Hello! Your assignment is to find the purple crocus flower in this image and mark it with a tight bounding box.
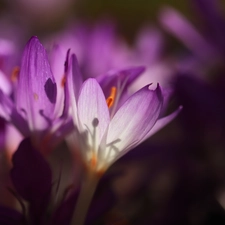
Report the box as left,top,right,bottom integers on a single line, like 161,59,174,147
0,36,72,154
67,57,182,173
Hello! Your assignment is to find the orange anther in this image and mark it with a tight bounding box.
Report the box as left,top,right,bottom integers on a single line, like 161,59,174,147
61,75,66,87
11,66,20,82
33,93,39,101
106,86,117,108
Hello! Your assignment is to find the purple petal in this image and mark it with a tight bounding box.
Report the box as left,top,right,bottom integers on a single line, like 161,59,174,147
0,117,6,150
160,87,174,116
0,90,29,136
67,54,83,124
159,7,217,61
0,70,12,95
106,84,163,161
49,44,67,117
191,0,225,51
143,106,183,140
98,66,145,114
78,78,110,145
10,138,52,221
98,66,145,96
16,36,57,132
135,27,163,64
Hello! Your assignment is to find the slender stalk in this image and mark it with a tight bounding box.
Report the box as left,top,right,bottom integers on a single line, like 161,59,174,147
70,171,100,225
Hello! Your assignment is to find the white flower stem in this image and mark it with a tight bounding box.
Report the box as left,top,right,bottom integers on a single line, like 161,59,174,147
70,171,100,225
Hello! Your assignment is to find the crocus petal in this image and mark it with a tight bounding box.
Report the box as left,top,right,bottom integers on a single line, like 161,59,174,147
142,106,183,140
0,90,29,136
97,66,145,115
16,36,57,132
97,66,145,93
0,117,5,150
106,84,163,162
77,78,110,149
67,54,83,124
192,0,225,50
48,44,66,117
159,7,217,61
0,70,12,95
11,138,52,221
135,27,163,64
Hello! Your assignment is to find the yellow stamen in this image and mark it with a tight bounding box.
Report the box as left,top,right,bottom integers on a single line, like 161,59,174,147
11,66,20,82
106,86,117,108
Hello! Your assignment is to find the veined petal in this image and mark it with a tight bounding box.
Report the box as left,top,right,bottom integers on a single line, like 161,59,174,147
77,78,110,151
106,84,163,162
16,36,57,132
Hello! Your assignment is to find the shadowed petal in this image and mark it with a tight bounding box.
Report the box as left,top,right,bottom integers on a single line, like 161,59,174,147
10,138,52,222
143,106,182,140
97,66,145,93
0,117,5,150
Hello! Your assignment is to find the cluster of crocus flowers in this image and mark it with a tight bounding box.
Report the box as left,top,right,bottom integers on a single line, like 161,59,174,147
0,35,181,225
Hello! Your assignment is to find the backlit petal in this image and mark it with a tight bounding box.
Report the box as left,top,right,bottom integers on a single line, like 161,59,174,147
16,36,57,132
77,78,110,149
106,84,163,163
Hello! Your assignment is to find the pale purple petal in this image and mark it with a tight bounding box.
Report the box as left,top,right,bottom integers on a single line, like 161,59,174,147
16,36,57,132
106,84,163,161
77,78,110,146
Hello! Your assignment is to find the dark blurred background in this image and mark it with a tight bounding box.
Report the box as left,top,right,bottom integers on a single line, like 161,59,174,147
0,0,201,39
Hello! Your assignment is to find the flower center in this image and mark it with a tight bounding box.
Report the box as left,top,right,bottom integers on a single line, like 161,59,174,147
106,86,117,108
